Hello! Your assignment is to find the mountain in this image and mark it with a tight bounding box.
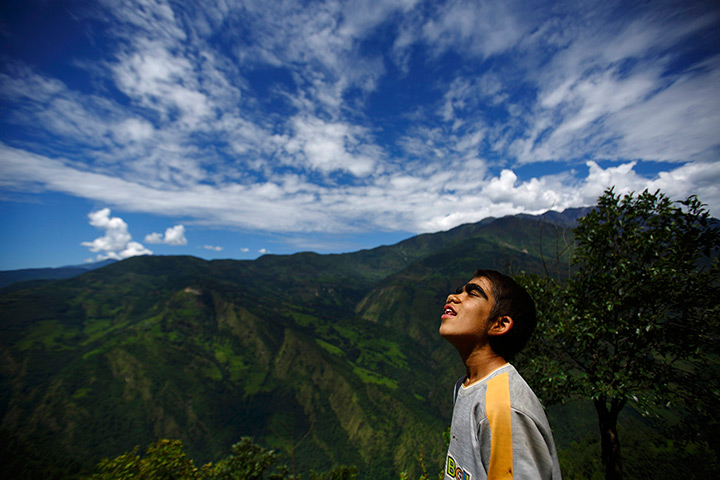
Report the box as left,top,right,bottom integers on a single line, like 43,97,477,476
0,259,117,289
0,210,579,479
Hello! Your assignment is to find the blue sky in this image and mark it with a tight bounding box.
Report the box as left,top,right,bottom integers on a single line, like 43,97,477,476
1,0,719,269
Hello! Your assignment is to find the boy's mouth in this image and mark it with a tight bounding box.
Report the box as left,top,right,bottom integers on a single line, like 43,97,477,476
443,304,456,316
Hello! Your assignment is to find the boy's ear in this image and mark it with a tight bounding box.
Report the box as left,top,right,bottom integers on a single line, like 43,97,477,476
488,315,513,336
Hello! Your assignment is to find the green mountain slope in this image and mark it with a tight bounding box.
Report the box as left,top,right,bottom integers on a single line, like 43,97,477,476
0,212,575,479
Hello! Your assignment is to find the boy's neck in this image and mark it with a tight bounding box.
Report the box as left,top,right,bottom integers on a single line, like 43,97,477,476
462,347,508,386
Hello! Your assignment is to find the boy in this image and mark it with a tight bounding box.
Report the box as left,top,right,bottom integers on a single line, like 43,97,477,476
440,269,561,480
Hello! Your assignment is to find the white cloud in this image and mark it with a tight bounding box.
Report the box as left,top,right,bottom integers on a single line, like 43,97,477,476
202,245,223,251
646,161,720,208
511,6,720,165
111,40,212,128
610,59,720,163
421,0,527,59
218,0,397,116
2,143,718,237
81,208,152,261
258,248,268,254
114,118,156,143
144,232,162,243
145,224,187,245
284,115,378,176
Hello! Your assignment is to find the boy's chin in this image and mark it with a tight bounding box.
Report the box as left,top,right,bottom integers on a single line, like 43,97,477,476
438,329,466,344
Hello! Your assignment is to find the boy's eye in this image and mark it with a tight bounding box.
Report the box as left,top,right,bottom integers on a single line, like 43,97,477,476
455,286,463,294
468,289,484,298
465,284,487,299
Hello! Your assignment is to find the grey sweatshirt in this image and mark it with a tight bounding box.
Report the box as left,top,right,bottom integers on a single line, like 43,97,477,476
444,363,562,480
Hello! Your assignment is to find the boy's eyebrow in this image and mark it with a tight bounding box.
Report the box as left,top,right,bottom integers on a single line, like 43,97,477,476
456,282,489,300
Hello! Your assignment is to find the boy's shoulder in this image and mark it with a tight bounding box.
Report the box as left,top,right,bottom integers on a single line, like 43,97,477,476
455,364,545,416
454,364,514,401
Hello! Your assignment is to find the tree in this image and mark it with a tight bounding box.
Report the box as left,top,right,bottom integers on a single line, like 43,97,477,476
86,439,199,479
201,437,290,480
85,437,290,480
307,465,358,480
519,189,720,480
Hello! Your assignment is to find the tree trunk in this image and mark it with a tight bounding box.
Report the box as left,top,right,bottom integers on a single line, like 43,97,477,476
594,396,625,480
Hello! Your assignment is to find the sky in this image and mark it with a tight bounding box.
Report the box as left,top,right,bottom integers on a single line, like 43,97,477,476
1,0,719,270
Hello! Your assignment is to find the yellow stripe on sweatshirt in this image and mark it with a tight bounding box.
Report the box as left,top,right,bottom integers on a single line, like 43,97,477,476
486,372,513,479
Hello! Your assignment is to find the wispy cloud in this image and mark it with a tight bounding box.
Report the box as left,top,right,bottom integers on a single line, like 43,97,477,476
509,5,720,165
284,115,379,176
420,0,528,59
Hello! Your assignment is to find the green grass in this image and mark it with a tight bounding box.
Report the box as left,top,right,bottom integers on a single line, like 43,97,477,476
72,387,92,400
213,341,249,381
352,365,398,389
356,338,408,371
291,311,320,327
15,319,79,351
316,338,344,357
243,369,269,396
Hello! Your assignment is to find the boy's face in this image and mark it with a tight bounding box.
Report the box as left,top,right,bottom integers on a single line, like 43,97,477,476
439,276,496,342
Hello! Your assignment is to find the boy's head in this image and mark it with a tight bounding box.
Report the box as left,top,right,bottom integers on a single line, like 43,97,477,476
475,269,537,361
440,269,537,361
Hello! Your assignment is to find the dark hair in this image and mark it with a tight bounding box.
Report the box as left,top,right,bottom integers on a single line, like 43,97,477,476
474,269,537,361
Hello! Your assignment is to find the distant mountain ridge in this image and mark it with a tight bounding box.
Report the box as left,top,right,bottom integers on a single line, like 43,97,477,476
0,209,581,480
0,259,117,289
0,208,588,290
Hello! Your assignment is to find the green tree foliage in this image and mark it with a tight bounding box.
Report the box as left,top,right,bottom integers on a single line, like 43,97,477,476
203,437,289,480
398,452,429,480
307,465,359,480
84,437,361,480
86,439,199,479
557,416,718,480
0,429,83,480
519,189,720,480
